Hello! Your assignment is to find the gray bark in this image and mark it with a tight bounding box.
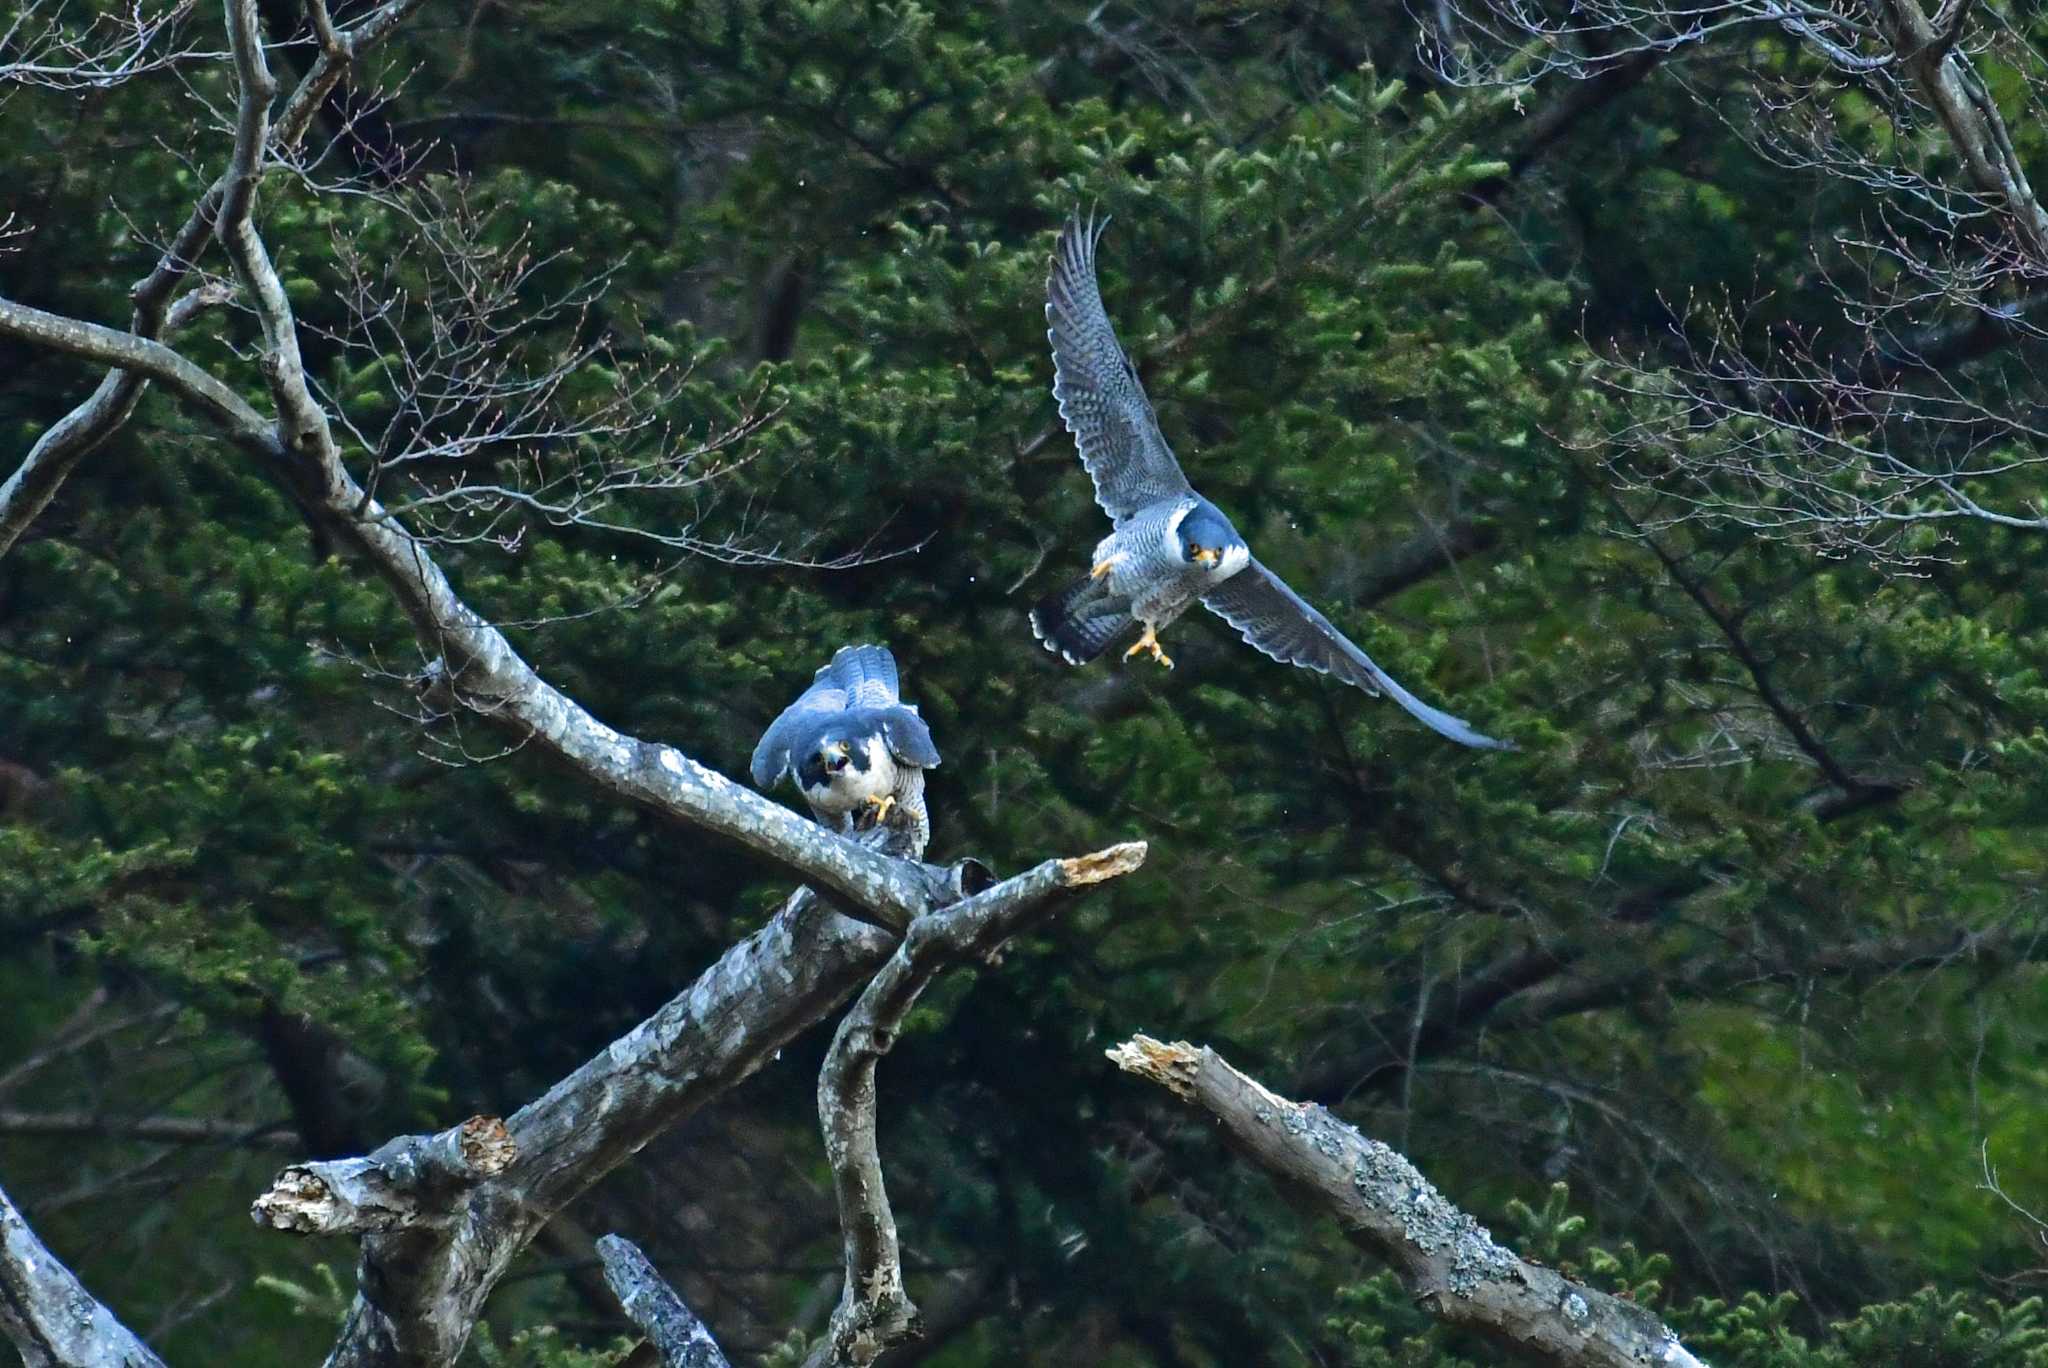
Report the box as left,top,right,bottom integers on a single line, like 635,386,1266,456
1876,0,2048,267
0,1180,166,1368
595,1235,733,1368
810,843,1149,1367
269,885,889,1367
1109,1036,1708,1368
252,1117,518,1236
248,848,1141,1368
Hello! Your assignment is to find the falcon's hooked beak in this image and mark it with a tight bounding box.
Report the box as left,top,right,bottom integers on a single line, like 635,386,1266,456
1192,546,1221,566
820,740,851,773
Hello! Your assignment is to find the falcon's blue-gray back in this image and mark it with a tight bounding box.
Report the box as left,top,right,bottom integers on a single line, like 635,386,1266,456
749,644,938,788
750,644,942,856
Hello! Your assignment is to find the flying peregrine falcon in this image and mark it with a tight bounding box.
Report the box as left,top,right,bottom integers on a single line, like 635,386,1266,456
1028,213,1511,751
750,644,942,857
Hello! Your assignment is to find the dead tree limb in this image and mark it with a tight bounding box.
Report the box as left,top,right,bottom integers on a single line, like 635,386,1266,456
249,846,1143,1367
3,7,1155,1364
252,884,889,1367
1110,1036,1706,1368
0,1178,167,1368
811,843,1149,1367
595,1235,733,1368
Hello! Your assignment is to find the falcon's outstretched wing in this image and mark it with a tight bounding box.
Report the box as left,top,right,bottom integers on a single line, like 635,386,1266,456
1047,212,1195,523
1201,563,1512,751
750,644,918,786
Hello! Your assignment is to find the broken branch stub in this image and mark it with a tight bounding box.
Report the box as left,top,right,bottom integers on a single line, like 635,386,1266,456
251,1116,515,1236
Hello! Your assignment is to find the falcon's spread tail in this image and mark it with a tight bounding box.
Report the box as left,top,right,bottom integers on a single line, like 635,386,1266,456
819,642,900,707
1030,572,1134,665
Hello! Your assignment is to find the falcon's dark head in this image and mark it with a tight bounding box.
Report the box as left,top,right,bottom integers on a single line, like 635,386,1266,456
1178,499,1248,574
796,733,870,791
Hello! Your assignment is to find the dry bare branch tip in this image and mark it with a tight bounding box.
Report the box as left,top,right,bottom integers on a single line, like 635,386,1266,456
1058,839,1149,885
810,843,1149,1366
1104,1033,1202,1100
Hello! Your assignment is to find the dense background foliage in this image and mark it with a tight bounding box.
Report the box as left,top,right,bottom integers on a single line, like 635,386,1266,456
3,1,2046,1363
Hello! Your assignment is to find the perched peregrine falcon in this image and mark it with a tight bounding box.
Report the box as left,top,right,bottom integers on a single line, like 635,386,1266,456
1028,213,1511,751
750,644,942,857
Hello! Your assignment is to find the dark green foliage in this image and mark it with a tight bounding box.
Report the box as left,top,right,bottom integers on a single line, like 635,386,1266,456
3,1,2047,1364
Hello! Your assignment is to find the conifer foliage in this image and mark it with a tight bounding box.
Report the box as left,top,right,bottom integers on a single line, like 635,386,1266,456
2,1,2046,1365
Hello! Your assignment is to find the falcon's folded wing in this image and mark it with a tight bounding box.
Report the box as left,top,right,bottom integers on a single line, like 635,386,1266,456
750,644,906,786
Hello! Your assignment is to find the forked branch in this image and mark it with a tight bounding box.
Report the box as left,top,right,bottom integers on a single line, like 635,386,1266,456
0,0,427,561
811,844,1148,1367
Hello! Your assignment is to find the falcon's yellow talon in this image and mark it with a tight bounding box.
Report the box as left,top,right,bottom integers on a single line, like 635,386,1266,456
1091,554,1124,580
1123,626,1174,669
864,794,897,826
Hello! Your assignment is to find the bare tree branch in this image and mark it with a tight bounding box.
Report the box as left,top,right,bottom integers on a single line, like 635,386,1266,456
247,843,1142,1366
810,843,1149,1367
0,1109,296,1149
0,3,944,927
0,298,964,934
0,0,208,94
257,885,887,1367
6,12,1156,1367
0,0,426,561
1490,919,2045,1031
595,1235,733,1368
0,1178,167,1368
0,296,277,453
1109,1036,1706,1368
1875,0,2048,263
1447,0,2048,559
1300,913,2039,1104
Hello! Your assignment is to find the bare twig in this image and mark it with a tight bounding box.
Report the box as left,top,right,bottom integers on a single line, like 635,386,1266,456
0,0,208,94
1447,0,2048,561
0,1109,297,1149
0,0,428,560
